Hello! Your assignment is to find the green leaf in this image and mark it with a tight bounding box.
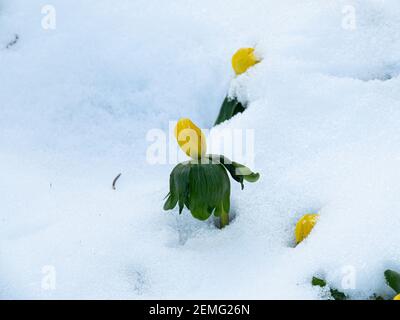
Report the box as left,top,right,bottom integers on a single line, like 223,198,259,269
312,277,327,288
163,162,190,213
163,193,178,211
207,155,260,189
311,276,347,300
214,188,230,218
385,269,400,294
176,164,191,213
165,161,232,222
188,163,230,221
223,189,230,216
163,167,178,210
214,96,246,126
234,163,260,184
370,294,385,300
330,289,347,301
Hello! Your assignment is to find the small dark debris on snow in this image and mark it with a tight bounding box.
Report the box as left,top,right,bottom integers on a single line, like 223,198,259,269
6,34,19,49
112,173,122,190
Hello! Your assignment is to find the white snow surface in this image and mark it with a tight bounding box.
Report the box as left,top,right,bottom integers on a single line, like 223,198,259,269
1,0,400,299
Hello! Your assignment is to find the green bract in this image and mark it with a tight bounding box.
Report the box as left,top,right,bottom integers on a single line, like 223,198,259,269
164,155,259,228
214,96,246,126
164,161,230,221
311,276,347,300
209,155,260,189
385,269,400,294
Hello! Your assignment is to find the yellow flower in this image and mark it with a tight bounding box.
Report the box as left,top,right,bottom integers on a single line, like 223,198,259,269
394,294,400,300
232,48,260,75
175,118,207,159
295,214,319,244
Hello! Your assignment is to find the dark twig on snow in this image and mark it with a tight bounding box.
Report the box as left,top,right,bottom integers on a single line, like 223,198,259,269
112,173,122,190
6,34,19,49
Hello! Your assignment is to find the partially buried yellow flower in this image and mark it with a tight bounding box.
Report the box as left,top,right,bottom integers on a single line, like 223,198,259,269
394,294,400,300
295,214,319,244
175,118,207,160
232,48,260,75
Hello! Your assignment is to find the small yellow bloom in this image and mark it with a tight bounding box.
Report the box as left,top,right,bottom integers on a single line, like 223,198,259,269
232,48,260,75
295,214,319,244
175,118,207,159
394,294,400,300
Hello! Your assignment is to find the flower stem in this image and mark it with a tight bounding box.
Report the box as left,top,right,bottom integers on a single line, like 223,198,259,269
220,210,229,229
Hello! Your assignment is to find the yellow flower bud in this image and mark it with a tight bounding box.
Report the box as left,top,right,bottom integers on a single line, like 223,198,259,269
394,294,400,300
295,214,319,244
232,48,260,75
175,118,207,159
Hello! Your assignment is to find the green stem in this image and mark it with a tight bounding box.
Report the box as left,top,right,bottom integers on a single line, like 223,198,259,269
220,210,229,229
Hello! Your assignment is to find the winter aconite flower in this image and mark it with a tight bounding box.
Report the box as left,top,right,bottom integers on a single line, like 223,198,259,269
175,118,207,159
295,214,319,244
164,118,259,228
214,48,261,126
394,294,400,300
232,47,260,76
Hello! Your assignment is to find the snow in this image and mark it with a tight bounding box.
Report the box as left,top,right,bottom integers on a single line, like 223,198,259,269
1,0,400,299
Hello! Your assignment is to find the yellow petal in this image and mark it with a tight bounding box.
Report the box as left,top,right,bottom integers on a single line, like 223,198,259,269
175,118,207,159
295,214,319,244
394,294,400,300
232,48,260,75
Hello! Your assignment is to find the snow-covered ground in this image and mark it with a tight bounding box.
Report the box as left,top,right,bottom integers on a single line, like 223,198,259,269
1,0,400,299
